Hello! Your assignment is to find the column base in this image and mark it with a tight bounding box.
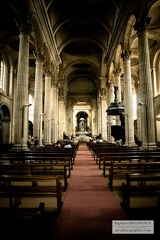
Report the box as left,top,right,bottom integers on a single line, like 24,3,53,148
123,142,138,148
10,144,30,152
139,143,158,151
37,144,45,148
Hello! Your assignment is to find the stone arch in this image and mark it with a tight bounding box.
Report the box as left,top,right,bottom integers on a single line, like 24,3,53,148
123,15,136,49
63,57,100,76
155,103,160,143
0,103,11,144
108,61,114,83
114,44,123,68
0,50,14,95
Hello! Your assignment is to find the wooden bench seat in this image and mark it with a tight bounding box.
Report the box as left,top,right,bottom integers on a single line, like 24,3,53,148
0,201,45,220
108,161,160,190
0,155,72,177
95,147,142,163
25,148,77,165
101,153,160,171
100,153,141,169
88,143,139,160
122,173,160,210
0,202,47,238
27,152,75,167
0,162,68,191
0,174,62,214
95,147,139,162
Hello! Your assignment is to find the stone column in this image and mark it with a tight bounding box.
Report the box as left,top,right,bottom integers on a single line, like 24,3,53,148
97,101,101,137
106,80,115,143
33,52,44,146
91,106,97,137
56,87,59,140
66,104,73,137
9,67,14,98
58,86,66,140
99,77,107,140
51,82,58,143
152,68,157,97
43,70,52,145
135,81,141,143
134,16,157,150
12,22,31,151
121,50,136,147
11,71,17,144
112,68,122,102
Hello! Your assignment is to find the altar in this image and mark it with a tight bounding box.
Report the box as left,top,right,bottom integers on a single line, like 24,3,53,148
76,131,89,136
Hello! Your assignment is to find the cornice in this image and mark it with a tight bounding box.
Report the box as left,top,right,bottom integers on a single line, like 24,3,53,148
104,0,134,67
32,0,61,67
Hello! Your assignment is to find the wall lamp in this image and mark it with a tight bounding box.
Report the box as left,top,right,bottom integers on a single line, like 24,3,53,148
138,102,145,106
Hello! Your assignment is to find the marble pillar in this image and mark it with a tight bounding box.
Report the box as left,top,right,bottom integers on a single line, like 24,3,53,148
99,77,107,140
44,70,52,145
107,81,115,143
11,22,31,151
121,50,136,146
58,86,66,140
134,16,157,150
51,83,58,143
33,52,44,146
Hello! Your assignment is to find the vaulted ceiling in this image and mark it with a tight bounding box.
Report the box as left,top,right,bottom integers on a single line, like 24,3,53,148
0,0,159,105
42,0,133,102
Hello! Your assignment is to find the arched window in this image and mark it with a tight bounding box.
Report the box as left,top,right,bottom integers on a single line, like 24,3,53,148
0,60,5,90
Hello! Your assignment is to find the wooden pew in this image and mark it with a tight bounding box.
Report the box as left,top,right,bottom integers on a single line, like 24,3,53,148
7,146,77,167
87,141,114,151
97,149,142,168
89,143,160,165
88,142,138,161
0,202,45,238
0,162,68,191
0,174,62,214
101,152,160,170
108,161,160,190
0,155,72,177
27,147,77,165
122,173,160,210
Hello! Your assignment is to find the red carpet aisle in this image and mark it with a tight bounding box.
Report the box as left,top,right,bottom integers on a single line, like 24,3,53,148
55,144,144,240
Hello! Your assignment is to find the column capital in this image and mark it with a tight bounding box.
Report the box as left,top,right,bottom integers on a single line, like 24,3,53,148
59,87,64,97
107,79,114,88
133,16,151,33
52,82,58,88
121,50,132,61
113,68,122,76
15,20,32,35
44,69,52,77
33,51,44,61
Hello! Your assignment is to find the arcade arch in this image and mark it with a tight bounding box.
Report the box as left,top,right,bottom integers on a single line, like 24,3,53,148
73,101,92,137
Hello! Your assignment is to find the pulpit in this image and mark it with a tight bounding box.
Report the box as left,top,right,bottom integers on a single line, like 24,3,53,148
110,125,125,143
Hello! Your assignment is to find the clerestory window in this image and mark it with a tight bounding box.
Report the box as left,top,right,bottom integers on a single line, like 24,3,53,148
0,60,5,90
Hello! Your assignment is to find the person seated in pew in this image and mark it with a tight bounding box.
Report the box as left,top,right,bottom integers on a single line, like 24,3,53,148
55,140,61,148
116,139,123,146
34,136,39,147
64,143,72,148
